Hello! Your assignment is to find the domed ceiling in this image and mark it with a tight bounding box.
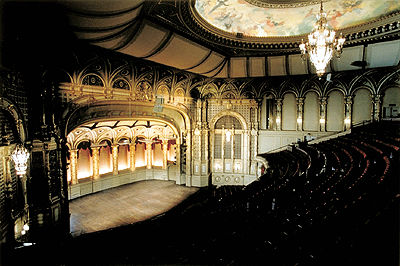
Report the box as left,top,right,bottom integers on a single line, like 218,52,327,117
195,0,400,37
57,0,400,78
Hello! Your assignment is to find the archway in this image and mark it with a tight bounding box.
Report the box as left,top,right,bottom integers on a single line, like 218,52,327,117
66,119,180,198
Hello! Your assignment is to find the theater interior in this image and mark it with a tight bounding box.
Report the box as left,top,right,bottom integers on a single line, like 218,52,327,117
0,0,399,265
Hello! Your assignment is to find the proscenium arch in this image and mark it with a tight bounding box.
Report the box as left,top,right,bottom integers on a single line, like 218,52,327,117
68,117,180,143
63,100,190,141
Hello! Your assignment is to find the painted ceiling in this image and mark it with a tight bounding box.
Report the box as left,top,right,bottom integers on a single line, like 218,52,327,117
195,0,400,37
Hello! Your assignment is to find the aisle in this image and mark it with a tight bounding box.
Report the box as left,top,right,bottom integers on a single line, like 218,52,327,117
69,180,199,236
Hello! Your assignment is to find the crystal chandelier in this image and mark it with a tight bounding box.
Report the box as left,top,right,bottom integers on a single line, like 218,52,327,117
11,144,30,176
299,1,345,77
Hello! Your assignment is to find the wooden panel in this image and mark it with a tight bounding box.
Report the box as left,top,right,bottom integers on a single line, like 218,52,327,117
288,54,308,75
230,57,247,78
268,56,286,76
249,57,265,77
332,46,363,71
366,40,400,68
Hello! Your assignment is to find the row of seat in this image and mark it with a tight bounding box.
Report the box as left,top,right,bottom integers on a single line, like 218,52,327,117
17,122,398,266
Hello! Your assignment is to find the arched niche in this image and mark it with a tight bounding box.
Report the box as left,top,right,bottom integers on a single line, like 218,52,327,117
327,90,344,132
353,88,373,125
260,94,275,130
99,140,112,175
77,141,92,179
282,92,296,131
382,86,400,118
303,91,319,131
117,138,130,170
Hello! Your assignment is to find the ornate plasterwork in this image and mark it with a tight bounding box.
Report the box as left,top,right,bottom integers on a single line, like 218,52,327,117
243,0,323,8
67,120,176,150
144,0,400,57
195,0,400,37
56,47,400,105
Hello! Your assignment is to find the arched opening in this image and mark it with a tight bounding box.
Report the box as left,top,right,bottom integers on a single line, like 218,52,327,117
76,141,92,180
353,88,373,125
117,138,130,171
327,90,345,131
212,114,245,185
382,86,400,119
66,119,180,198
99,140,112,175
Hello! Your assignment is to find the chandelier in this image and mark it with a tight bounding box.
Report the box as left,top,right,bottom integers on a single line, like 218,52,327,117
299,1,345,77
11,144,30,176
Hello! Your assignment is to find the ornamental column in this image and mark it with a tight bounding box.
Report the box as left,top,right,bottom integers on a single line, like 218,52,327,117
162,140,168,170
146,142,152,169
112,144,119,175
91,147,100,180
344,95,353,130
275,98,282,131
70,149,78,184
130,142,136,172
175,140,181,183
319,96,327,132
296,97,304,131
372,94,382,122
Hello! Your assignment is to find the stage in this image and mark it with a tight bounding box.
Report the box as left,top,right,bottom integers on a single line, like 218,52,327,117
69,180,199,236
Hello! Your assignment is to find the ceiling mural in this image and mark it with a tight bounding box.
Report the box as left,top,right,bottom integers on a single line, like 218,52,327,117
195,0,400,37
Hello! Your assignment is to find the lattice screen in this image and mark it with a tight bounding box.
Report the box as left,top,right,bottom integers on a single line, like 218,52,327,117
214,134,222,159
234,134,241,159
215,116,242,129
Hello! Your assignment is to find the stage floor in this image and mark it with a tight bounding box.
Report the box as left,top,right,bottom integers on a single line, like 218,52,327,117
69,180,199,236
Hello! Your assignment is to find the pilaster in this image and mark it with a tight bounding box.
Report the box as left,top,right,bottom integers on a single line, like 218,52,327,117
372,94,382,122
319,96,327,132
69,149,78,185
145,143,152,169
162,140,168,170
91,147,100,179
296,97,304,131
112,144,119,175
130,143,136,172
275,98,282,131
344,95,353,130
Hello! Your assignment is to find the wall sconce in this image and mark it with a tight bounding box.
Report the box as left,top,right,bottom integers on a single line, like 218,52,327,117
276,117,281,124
11,144,30,176
194,128,200,136
319,118,325,124
297,117,302,124
344,117,351,125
